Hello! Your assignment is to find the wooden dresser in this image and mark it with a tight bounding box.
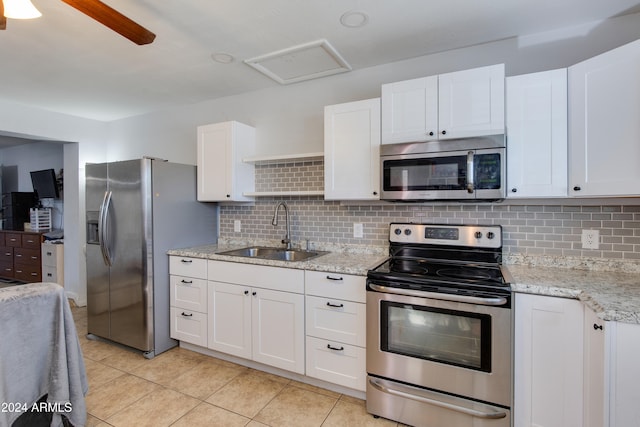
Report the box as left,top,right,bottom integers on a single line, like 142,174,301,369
0,231,44,282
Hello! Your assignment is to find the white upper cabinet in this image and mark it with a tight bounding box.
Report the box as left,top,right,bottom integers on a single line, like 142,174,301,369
506,69,568,198
569,39,640,197
382,64,505,144
438,64,505,139
324,98,381,200
197,121,255,202
381,76,438,144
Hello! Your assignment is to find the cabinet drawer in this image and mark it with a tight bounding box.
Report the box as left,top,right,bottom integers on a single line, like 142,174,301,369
305,295,366,347
14,263,41,282
0,246,13,262
22,233,42,249
209,260,304,294
14,248,40,265
169,256,207,279
5,233,22,247
41,244,60,267
170,307,207,347
170,275,207,312
42,265,60,283
0,263,14,278
305,271,366,303
305,336,366,391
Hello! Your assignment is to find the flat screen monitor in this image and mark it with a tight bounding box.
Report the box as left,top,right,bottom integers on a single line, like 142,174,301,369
30,169,60,199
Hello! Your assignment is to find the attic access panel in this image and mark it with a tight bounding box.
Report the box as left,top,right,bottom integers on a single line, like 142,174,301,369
244,39,351,84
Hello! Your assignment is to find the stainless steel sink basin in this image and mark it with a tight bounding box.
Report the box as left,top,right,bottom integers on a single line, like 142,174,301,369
216,246,327,262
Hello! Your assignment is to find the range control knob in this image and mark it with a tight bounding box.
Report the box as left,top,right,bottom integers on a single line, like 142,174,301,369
404,229,412,236
474,231,483,239
487,232,495,239
394,228,402,235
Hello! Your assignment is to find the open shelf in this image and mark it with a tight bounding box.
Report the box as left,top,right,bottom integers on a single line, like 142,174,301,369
243,152,324,164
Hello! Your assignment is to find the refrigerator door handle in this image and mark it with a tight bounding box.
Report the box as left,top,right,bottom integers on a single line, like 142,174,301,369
99,190,113,266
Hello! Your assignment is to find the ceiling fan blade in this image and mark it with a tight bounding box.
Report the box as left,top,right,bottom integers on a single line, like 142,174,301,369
0,1,6,30
60,0,155,45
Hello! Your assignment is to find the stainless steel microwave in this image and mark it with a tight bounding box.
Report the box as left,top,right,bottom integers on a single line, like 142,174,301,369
380,135,506,202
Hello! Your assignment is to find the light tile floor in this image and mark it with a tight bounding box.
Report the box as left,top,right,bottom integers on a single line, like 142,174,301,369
71,305,402,426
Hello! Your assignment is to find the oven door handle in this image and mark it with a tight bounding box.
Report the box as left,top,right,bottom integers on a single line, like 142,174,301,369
368,283,507,306
369,378,507,420
466,150,475,193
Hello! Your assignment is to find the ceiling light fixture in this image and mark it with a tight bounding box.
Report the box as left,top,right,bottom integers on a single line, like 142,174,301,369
340,10,369,28
3,0,42,19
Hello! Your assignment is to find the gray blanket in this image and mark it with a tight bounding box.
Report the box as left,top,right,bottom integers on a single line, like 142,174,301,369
0,282,88,427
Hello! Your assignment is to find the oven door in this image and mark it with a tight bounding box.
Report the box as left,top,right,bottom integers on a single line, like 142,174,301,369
366,284,512,408
380,147,505,201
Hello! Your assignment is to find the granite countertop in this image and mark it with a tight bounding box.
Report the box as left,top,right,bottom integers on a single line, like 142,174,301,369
168,242,388,276
506,264,640,324
168,242,640,325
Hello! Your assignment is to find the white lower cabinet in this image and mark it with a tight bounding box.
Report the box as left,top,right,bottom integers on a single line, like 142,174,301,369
304,271,367,391
514,293,584,427
207,260,305,374
608,321,640,427
583,305,607,427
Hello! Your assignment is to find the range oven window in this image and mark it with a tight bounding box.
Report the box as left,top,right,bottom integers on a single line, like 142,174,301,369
380,301,492,372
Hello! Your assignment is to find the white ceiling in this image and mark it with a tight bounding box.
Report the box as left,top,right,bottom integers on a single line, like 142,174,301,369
1,0,639,122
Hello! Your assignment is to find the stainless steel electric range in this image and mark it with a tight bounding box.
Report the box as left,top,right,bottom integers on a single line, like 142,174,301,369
366,223,513,427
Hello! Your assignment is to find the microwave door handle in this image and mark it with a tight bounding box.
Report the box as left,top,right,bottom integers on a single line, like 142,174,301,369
466,151,474,193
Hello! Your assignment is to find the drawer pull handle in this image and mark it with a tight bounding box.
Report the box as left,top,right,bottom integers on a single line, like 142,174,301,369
47,273,53,277
46,252,53,256
327,344,344,351
326,275,343,281
181,259,193,263
593,323,603,331
31,256,38,260
181,312,193,317
326,302,344,308
181,279,193,284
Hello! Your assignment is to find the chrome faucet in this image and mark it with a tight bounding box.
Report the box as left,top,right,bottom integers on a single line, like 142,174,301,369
271,201,291,250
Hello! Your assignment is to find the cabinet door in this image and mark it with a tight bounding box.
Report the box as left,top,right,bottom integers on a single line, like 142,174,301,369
514,294,584,427
207,281,252,359
609,321,640,427
324,98,380,200
196,121,255,201
506,69,568,197
569,39,640,197
381,75,438,144
583,306,608,427
252,287,305,374
438,64,505,139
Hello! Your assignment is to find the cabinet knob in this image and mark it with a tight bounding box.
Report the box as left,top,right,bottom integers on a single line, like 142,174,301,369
441,130,447,135
593,323,603,331
511,188,517,193
373,191,378,196
252,291,257,296
244,290,249,295
428,131,434,136
226,194,231,198
573,186,581,191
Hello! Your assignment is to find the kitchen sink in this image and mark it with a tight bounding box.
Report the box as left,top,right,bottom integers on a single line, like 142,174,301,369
216,246,327,262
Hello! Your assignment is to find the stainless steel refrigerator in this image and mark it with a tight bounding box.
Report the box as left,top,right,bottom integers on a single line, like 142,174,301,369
85,158,218,357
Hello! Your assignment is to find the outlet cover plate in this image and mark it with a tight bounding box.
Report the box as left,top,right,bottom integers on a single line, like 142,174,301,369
581,229,599,250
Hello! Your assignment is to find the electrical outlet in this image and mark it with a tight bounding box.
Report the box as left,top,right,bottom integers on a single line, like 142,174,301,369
353,223,364,238
234,220,241,233
581,229,599,250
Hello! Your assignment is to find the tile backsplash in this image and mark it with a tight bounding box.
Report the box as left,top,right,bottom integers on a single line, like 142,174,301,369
219,159,640,265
